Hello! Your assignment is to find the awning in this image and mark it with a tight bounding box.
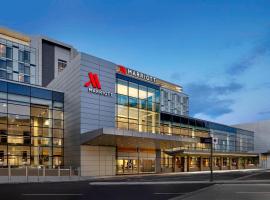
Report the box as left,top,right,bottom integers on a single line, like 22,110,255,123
80,128,197,149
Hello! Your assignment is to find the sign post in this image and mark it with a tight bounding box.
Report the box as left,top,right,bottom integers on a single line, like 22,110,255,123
200,137,213,182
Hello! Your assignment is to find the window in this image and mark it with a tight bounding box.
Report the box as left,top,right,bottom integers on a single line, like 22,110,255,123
0,70,6,79
6,47,12,59
19,63,24,73
0,60,6,69
0,44,6,58
58,59,67,72
24,75,30,84
18,50,24,62
24,66,30,75
117,80,128,95
24,51,30,63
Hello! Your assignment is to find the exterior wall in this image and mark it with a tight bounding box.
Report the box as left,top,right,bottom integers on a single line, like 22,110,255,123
54,46,72,78
234,120,270,154
47,54,81,168
81,145,116,176
80,53,116,133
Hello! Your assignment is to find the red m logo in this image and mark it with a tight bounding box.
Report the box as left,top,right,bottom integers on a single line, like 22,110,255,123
84,72,101,89
118,65,127,75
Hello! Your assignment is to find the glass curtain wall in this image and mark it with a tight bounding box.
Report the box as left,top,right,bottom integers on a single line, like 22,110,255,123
0,37,37,85
116,77,160,134
0,81,63,168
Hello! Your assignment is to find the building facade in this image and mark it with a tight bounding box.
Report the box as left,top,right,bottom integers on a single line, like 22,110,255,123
0,27,259,175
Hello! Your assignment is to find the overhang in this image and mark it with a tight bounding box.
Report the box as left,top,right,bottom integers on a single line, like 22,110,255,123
164,149,259,157
80,128,197,149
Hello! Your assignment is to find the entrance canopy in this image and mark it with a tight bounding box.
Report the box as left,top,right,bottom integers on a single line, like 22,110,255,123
80,128,197,149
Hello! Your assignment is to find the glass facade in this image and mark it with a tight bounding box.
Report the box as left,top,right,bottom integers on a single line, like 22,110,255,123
160,88,189,116
116,75,160,133
0,80,64,168
0,37,37,85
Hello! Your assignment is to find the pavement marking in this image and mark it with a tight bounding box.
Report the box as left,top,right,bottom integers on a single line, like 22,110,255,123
89,181,212,185
236,192,270,194
154,192,186,195
22,193,83,196
234,169,268,181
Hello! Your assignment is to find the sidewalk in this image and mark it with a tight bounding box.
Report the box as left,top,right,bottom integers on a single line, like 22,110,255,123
0,168,264,184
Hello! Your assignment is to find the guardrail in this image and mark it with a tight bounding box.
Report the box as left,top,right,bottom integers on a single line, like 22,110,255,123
0,166,81,183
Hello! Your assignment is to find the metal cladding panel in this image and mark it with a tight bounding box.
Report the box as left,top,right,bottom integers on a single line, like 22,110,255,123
80,53,116,134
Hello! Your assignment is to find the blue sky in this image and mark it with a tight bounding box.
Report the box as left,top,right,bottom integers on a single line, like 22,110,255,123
1,0,270,125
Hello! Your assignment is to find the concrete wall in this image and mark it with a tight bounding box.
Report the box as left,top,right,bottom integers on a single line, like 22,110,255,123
81,145,116,176
234,120,270,154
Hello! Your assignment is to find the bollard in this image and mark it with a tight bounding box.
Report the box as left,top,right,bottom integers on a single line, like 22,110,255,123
37,166,39,182
26,166,28,182
8,164,11,182
58,166,60,176
43,166,45,177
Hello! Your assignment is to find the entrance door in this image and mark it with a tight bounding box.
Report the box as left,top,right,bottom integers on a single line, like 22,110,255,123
117,159,138,174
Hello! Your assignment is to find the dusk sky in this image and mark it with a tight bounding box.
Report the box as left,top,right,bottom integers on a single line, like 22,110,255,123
2,0,270,125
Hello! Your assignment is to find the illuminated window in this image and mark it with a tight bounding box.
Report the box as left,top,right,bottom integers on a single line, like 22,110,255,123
117,80,128,95
0,44,6,58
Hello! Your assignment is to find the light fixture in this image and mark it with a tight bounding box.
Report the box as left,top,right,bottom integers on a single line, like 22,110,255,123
44,119,49,126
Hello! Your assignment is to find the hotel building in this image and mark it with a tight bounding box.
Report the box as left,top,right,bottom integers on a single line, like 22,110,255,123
0,27,258,176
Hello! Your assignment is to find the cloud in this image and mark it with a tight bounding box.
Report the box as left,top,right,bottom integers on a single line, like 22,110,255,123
258,110,270,115
226,38,270,76
185,82,243,118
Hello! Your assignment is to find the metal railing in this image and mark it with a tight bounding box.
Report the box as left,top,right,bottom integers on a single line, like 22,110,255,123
0,165,81,183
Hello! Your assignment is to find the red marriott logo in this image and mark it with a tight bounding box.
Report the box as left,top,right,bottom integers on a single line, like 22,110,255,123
84,72,101,89
84,72,113,97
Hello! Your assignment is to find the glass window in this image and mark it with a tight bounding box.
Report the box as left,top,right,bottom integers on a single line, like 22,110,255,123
147,88,155,102
0,60,6,69
8,82,30,96
53,119,63,129
8,125,30,136
117,80,128,95
117,94,128,106
53,129,63,138
18,50,24,62
8,94,30,103
19,63,24,73
139,99,147,110
24,75,30,84
52,92,64,102
8,114,30,126
8,103,30,115
31,105,51,118
31,97,52,108
129,97,138,108
129,107,138,120
0,44,6,57
58,59,67,72
0,70,6,79
24,66,30,75
31,87,52,100
139,85,147,99
129,83,138,98
53,110,63,120
0,101,7,113
117,105,128,118
24,51,30,63
0,113,7,124
6,47,12,59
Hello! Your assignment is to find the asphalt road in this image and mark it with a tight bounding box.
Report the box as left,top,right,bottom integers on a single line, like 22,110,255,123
176,184,270,200
0,170,269,200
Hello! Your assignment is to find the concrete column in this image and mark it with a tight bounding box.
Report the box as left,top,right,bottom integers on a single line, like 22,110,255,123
200,157,203,171
220,157,223,170
184,156,188,172
155,149,161,173
172,155,176,172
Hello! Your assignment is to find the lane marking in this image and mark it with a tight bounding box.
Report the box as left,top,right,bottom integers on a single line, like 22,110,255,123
89,181,212,185
22,193,83,196
154,192,186,195
236,192,270,194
